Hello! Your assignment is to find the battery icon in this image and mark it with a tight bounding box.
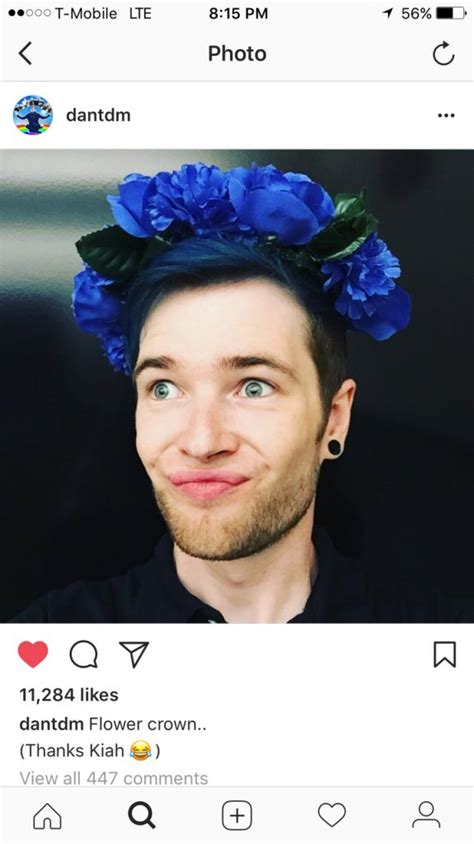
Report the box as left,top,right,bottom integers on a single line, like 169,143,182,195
436,6,468,17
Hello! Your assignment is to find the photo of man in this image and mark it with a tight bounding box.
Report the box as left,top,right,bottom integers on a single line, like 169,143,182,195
2,151,473,623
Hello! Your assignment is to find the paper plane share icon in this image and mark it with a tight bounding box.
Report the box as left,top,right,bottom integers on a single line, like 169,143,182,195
119,641,149,668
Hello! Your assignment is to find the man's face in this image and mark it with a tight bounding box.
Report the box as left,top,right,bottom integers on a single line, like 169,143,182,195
135,279,327,561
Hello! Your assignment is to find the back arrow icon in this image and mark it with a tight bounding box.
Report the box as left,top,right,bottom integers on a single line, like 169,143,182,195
433,41,455,66
19,41,32,65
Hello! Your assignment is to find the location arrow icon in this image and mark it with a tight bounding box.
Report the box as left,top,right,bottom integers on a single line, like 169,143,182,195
19,41,32,65
119,641,149,668
383,8,393,17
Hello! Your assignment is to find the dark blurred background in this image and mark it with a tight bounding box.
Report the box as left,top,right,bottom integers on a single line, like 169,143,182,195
1,150,473,621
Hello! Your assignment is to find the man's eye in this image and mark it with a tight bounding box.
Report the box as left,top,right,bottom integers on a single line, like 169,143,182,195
151,381,180,400
239,379,274,398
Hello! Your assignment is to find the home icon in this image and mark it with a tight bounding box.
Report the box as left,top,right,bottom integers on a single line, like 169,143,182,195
33,803,62,830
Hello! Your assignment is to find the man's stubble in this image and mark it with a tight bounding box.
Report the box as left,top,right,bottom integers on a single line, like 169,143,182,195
152,455,321,562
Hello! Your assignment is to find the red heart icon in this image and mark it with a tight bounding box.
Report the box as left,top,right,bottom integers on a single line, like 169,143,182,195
18,641,48,668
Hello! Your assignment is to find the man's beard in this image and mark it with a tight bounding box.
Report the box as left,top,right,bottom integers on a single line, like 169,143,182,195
152,459,320,562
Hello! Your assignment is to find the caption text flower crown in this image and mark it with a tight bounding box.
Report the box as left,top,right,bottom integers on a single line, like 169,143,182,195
72,162,411,374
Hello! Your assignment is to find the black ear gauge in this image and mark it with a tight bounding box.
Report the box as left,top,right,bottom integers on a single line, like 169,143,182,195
328,439,342,456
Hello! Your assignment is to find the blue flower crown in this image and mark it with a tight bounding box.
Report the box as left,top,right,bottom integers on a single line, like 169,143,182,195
72,162,411,374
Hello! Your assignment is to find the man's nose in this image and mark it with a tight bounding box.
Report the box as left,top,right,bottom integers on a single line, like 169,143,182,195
175,398,239,460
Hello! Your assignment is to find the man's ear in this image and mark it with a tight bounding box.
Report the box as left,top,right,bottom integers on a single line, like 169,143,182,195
321,378,357,460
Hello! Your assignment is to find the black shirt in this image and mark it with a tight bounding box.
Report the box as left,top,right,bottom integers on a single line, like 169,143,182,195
10,524,473,623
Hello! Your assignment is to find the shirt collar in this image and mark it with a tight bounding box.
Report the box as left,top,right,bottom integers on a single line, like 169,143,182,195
142,521,373,623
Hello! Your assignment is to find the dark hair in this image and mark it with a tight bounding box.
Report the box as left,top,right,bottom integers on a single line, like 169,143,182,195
125,237,346,423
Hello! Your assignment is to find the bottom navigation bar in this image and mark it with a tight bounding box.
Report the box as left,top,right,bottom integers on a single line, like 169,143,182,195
1,786,472,843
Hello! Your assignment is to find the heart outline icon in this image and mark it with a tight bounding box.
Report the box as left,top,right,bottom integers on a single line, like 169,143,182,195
318,802,347,827
18,641,48,668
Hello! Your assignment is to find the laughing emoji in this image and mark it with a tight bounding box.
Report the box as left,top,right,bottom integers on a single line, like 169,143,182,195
130,740,152,761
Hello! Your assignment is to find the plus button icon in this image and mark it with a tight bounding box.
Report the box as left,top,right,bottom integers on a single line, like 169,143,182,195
222,801,253,830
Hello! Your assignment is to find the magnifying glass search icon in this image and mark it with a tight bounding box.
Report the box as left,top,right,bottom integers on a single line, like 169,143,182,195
128,801,156,829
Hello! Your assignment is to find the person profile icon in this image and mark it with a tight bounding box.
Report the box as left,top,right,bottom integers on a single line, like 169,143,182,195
412,801,441,828
13,95,53,136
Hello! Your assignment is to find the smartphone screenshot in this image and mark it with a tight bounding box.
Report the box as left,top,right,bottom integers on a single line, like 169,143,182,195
1,1,473,841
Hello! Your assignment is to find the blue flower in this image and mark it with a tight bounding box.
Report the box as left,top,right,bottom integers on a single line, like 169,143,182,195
72,265,129,372
99,331,130,375
106,162,336,246
75,164,411,374
148,163,241,238
227,163,335,245
321,233,411,340
72,266,122,332
107,173,156,238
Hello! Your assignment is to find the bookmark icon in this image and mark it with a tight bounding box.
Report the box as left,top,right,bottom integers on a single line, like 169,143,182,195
433,641,456,668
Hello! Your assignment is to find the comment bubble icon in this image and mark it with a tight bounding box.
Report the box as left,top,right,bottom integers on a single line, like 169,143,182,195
69,640,98,669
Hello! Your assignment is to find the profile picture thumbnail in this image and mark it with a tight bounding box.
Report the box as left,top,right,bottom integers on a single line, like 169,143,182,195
13,95,53,136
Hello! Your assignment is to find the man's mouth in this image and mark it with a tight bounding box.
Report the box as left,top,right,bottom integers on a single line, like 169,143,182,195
169,470,250,501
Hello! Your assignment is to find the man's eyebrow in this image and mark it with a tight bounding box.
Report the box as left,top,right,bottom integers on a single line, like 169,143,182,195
134,356,177,381
218,355,298,382
133,354,298,382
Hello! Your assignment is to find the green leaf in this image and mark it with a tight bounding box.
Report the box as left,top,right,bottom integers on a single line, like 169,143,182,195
278,247,317,272
308,210,378,262
76,226,172,282
304,189,378,262
333,189,367,218
142,234,176,266
76,226,149,281
258,238,318,272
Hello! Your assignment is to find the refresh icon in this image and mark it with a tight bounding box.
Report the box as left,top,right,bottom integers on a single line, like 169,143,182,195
433,41,455,66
